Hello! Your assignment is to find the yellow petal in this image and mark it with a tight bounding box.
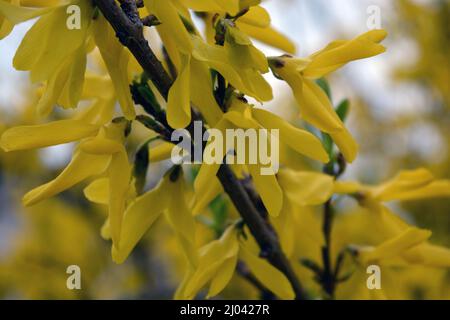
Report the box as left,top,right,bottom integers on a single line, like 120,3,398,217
108,149,132,248
37,47,87,115
0,13,13,40
333,181,364,194
239,0,261,9
18,0,61,7
192,177,223,215
371,168,435,201
403,243,450,267
278,169,334,206
299,79,358,162
0,120,99,152
149,141,175,162
154,21,182,71
207,254,238,298
239,6,270,28
180,0,222,12
273,200,296,257
0,0,54,24
190,58,223,126
194,162,221,196
358,227,432,264
13,1,92,83
252,108,329,163
80,137,124,155
247,164,283,217
239,68,273,101
83,178,109,205
192,35,271,101
297,78,343,132
187,0,241,15
174,268,196,300
23,148,111,206
112,176,170,263
304,29,387,78
239,242,295,300
215,0,239,14
237,22,296,54
93,15,135,120
225,96,260,128
391,180,450,201
194,119,228,195
145,0,193,54
329,125,359,163
165,175,199,267
167,54,191,128
184,225,239,297
100,218,111,240
224,28,272,101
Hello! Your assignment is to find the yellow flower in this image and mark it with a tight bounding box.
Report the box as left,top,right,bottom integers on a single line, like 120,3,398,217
106,168,198,266
355,227,432,265
0,73,123,155
145,0,223,128
193,96,329,218
181,0,240,15
1,0,92,115
1,119,135,251
80,125,132,249
186,0,296,53
146,0,277,128
145,0,193,55
176,224,295,300
350,213,450,268
334,168,450,203
191,25,272,102
334,168,450,268
1,0,137,118
22,146,111,206
75,74,117,125
274,169,333,257
0,119,99,152
0,0,56,40
92,14,136,120
268,30,388,162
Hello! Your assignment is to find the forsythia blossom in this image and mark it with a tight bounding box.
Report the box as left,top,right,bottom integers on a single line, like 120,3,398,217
0,0,448,300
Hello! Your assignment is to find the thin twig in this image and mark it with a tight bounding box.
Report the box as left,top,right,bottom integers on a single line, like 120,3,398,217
321,199,335,298
321,153,346,298
236,261,276,300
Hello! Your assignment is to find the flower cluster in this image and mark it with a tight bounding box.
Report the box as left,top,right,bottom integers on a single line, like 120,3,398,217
0,0,449,299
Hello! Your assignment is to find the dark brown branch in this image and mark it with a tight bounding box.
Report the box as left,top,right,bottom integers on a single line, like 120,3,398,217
94,0,306,300
217,165,306,298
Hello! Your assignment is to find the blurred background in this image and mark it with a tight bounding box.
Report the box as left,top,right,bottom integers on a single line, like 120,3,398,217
0,0,449,299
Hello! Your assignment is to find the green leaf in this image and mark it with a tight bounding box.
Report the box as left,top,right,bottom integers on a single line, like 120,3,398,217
133,137,160,195
131,74,163,116
316,78,332,100
133,144,149,195
321,132,334,159
209,195,228,236
335,99,350,122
